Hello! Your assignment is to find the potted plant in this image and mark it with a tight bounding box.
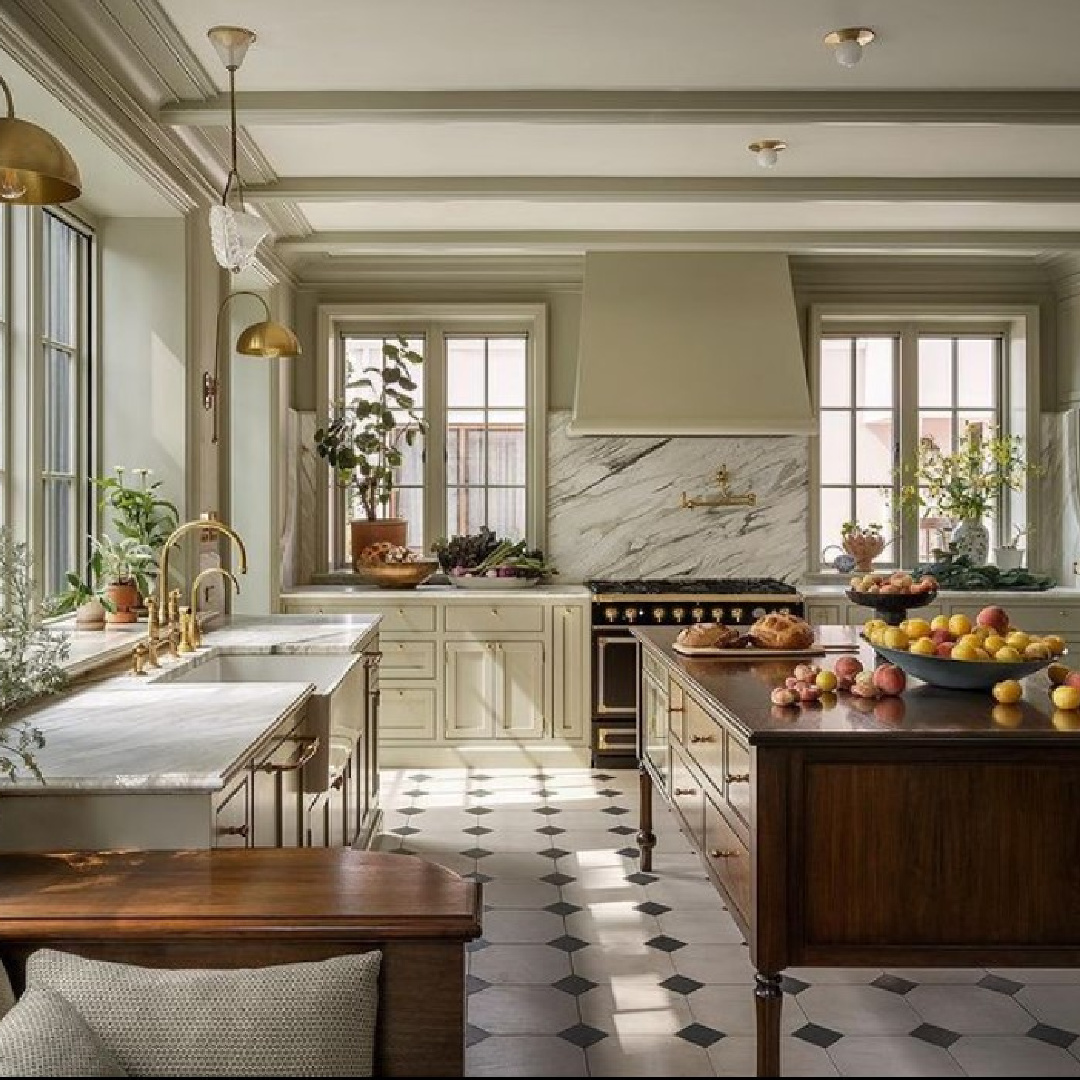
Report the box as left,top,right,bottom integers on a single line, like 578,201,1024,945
53,548,114,630
92,535,155,625
314,337,426,568
899,423,1037,567
840,521,885,572
995,524,1031,572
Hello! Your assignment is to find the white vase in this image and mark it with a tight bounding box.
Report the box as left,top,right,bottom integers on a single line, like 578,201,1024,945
74,598,106,629
994,547,1024,571
952,519,990,565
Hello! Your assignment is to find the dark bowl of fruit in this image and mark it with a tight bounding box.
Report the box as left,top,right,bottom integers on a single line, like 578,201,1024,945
846,570,938,625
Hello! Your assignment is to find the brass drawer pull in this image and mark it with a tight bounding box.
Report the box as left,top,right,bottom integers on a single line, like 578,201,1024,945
261,737,320,773
674,787,697,796
710,848,739,859
216,824,248,838
726,772,750,784
690,733,715,743
669,705,685,713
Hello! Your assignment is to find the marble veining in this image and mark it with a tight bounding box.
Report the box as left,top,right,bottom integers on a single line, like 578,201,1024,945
1042,410,1080,586
547,411,809,583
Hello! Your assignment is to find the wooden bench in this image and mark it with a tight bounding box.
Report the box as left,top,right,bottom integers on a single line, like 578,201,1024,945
0,848,482,1077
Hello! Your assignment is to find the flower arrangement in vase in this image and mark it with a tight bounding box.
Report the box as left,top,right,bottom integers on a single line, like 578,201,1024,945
841,521,885,572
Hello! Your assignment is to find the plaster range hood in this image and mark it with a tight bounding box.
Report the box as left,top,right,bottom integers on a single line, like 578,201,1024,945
571,252,813,436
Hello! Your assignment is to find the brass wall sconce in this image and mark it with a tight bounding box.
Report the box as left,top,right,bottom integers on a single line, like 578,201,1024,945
203,290,302,444
0,74,81,204
681,466,757,510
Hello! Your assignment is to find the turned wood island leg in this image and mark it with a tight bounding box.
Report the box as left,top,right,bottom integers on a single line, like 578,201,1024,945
637,764,656,872
754,972,783,1077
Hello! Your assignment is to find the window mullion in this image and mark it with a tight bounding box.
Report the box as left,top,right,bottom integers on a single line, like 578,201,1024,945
426,321,447,549
897,326,920,569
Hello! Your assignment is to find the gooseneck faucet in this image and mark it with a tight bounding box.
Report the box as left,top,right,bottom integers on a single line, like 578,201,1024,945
157,513,248,629
189,567,241,648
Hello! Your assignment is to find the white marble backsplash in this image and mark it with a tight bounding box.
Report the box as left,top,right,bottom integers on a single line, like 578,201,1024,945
1042,409,1080,586
283,410,319,587
547,411,809,582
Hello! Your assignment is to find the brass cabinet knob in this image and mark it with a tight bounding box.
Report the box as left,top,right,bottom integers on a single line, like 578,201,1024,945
709,848,739,859
690,733,715,743
731,607,744,623
674,787,697,796
711,607,725,622
652,606,665,623
726,772,751,784
624,607,638,623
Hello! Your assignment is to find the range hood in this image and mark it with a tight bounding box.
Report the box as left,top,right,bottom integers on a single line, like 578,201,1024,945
571,252,813,436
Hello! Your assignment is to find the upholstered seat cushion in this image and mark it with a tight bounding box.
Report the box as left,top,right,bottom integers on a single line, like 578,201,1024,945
0,967,13,1021
26,948,380,1077
0,988,126,1076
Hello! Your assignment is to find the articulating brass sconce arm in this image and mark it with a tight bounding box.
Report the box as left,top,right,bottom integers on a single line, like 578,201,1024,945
681,466,757,509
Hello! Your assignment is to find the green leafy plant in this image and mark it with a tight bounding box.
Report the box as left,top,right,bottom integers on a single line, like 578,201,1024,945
93,467,179,557
898,423,1037,522
91,535,155,596
0,527,68,779
314,338,426,521
53,547,115,615
841,521,883,541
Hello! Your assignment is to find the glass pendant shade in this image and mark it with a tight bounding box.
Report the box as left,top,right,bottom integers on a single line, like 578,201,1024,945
209,201,270,273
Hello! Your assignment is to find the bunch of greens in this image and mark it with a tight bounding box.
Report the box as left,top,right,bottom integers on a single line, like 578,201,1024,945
431,529,555,578
914,554,1053,592
431,527,500,572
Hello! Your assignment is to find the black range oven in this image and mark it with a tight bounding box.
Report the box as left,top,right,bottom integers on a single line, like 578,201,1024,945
587,578,803,767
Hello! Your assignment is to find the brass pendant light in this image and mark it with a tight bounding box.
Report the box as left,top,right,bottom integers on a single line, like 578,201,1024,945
0,75,81,205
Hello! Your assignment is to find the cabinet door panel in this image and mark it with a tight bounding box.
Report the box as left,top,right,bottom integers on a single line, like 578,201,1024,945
382,684,438,741
497,641,547,740
553,604,588,741
445,642,495,739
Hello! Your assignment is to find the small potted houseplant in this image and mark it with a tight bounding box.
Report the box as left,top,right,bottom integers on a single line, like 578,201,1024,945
995,524,1031,572
314,338,426,568
92,535,155,625
54,547,114,629
841,520,885,572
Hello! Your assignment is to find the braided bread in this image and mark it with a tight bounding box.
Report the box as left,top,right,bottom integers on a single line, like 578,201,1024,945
748,612,815,650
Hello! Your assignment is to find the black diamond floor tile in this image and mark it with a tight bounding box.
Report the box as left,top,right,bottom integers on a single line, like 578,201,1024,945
910,1023,961,1049
469,773,492,781
534,789,556,798
547,934,589,953
390,825,420,836
534,806,562,816
403,789,427,798
609,825,636,836
978,973,1024,995
1028,1023,1077,1049
466,806,494,816
558,1023,608,1048
676,1022,726,1048
540,872,576,887
464,872,494,884
626,871,658,885
544,901,583,917
593,773,615,781
465,1023,490,1047
537,847,571,859
397,806,425,816
615,847,640,858
872,973,916,995
601,805,631,816
409,773,431,782
466,937,492,953
536,825,566,836
660,974,705,996
597,788,621,797
636,901,672,917
466,975,490,995
779,974,811,995
793,1023,843,1049
468,789,493,799
459,847,493,859
463,825,493,836
553,974,598,997
645,934,688,953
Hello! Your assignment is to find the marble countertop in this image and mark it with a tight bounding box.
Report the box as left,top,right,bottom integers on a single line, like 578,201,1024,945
4,614,381,794
285,582,591,600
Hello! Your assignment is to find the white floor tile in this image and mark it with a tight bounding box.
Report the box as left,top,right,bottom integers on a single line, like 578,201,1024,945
798,985,922,1036
884,969,986,985
687,983,807,1035
477,852,561,879
564,910,661,948
828,1035,964,1077
469,944,573,986
642,878,729,910
906,985,1034,1036
468,985,581,1036
481,909,566,944
571,944,678,983
1015,985,1080,1033
708,1036,839,1077
950,1035,1080,1076
787,967,882,985
466,1035,588,1077
585,1033,715,1076
991,968,1080,985
656,909,745,945
482,877,561,910
671,944,756,985
579,981,694,1036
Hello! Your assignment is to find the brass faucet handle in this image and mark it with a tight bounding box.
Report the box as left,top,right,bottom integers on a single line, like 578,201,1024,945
131,642,149,677
145,637,162,668
145,597,159,639
167,588,182,629
176,608,195,655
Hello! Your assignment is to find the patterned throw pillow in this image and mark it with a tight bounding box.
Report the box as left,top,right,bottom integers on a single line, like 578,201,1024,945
26,948,380,1077
0,988,126,1076
0,967,12,1021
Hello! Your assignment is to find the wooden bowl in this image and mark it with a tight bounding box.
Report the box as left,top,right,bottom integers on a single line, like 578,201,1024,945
355,560,439,589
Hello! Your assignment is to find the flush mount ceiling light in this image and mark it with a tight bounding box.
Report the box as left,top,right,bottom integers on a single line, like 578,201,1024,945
203,290,302,444
207,25,269,273
824,27,876,68
749,140,786,168
0,74,81,204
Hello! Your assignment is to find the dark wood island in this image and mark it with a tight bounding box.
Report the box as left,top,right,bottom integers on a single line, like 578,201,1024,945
632,626,1080,1077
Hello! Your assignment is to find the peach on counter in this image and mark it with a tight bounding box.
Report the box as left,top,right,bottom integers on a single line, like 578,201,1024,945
1051,685,1080,711
992,679,1023,704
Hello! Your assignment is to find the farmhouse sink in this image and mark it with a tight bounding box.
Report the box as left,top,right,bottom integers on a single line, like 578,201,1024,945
158,652,365,793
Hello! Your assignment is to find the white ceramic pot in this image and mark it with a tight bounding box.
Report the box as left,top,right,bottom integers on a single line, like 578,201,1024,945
994,546,1024,571
74,597,106,629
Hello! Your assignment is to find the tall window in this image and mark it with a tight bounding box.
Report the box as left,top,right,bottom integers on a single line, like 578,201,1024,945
326,306,546,570
0,205,7,528
816,323,1014,570
40,212,92,597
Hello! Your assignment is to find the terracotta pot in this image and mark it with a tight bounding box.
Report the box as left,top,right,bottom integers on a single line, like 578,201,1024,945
842,534,885,573
350,518,408,571
74,598,106,630
104,581,140,624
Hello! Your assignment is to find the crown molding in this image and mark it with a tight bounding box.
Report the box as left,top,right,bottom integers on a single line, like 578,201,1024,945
160,89,1080,128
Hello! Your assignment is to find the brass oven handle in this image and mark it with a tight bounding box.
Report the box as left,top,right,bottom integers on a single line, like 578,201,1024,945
260,737,320,774
216,824,248,838
674,787,697,796
726,772,751,784
710,848,739,859
690,733,715,743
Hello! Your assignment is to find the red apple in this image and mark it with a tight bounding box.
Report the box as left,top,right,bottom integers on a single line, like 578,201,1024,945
872,664,907,696
929,629,955,646
834,656,864,682
935,642,955,658
976,605,1010,635
1065,671,1080,693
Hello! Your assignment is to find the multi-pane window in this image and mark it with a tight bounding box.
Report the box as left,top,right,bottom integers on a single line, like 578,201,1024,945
817,328,1008,570
40,212,91,597
446,335,527,540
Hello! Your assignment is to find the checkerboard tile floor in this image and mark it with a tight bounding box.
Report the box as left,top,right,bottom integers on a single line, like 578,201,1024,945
376,768,1080,1077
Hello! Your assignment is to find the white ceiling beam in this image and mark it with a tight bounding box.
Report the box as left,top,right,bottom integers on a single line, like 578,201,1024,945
276,230,1080,256
160,90,1080,127
247,176,1080,204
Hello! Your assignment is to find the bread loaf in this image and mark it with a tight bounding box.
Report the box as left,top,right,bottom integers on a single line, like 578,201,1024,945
676,623,741,649
748,612,815,650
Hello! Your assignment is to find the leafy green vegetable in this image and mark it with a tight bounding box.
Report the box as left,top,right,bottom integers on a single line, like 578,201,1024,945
913,555,1053,591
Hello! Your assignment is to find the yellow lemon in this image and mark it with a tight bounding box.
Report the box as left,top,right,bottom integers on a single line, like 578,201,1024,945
951,642,979,661
957,634,982,651
971,625,991,641
930,614,950,632
882,627,909,651
863,618,886,636
994,645,1023,663
1006,630,1030,652
992,679,1023,704
1051,685,1080,710
909,637,936,656
1044,634,1067,656
815,670,838,692
906,618,932,640
870,628,886,647
983,634,1006,655
974,647,991,661
948,613,972,637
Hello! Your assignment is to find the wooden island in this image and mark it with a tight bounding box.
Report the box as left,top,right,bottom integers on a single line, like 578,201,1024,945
632,626,1080,1078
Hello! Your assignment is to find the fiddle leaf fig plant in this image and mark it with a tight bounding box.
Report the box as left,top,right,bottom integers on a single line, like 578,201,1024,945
314,337,426,521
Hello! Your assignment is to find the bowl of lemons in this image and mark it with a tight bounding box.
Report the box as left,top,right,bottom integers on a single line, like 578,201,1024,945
862,606,1065,691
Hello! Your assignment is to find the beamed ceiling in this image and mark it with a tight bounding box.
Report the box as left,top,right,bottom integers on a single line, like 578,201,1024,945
13,1,1080,274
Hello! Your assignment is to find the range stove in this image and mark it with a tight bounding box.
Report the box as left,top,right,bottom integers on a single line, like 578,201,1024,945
586,577,803,766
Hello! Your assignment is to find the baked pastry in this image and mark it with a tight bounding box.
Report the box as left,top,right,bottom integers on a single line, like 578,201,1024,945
676,623,740,649
748,612,815,650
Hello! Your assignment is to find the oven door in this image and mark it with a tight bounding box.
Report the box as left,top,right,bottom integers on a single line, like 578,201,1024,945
594,632,639,717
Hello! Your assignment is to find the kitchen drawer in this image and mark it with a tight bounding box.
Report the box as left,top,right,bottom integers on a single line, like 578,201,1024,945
684,694,723,788
380,684,438,741
704,795,751,925
380,639,437,678
670,743,705,852
368,604,437,634
445,603,544,634
724,734,752,837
